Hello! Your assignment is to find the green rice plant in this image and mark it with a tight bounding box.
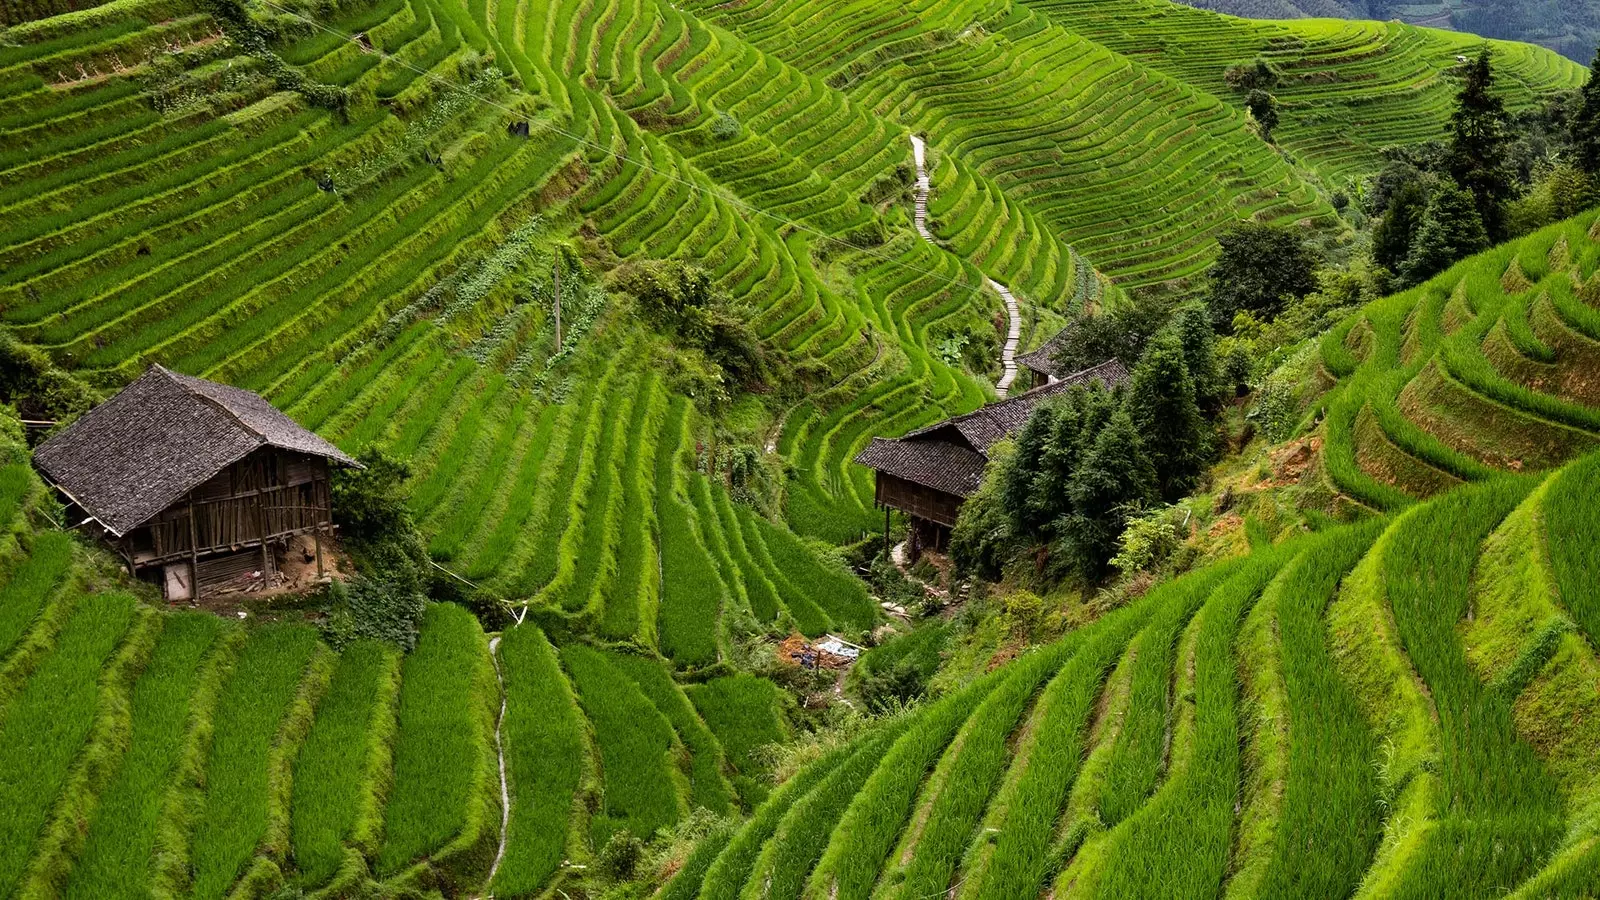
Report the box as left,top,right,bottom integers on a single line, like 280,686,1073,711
289,639,399,887
375,603,498,883
1543,452,1600,649
1076,548,1295,898
802,656,1017,900
685,674,785,807
756,518,873,634
694,723,905,900
59,613,220,900
186,624,320,900
731,722,911,900
853,623,947,690
492,625,586,898
1352,478,1565,897
876,641,1071,900
707,482,782,625
0,591,136,896
655,820,738,900
968,563,1239,900
1251,522,1387,898
463,403,560,582
736,504,829,636
656,400,726,668
232,638,335,897
0,531,74,661
608,652,736,816
686,474,751,619
11,597,154,900
601,375,666,642
540,369,637,612
560,643,686,846
1092,555,1223,827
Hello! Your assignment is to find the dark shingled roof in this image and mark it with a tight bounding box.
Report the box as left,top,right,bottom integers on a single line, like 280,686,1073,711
1016,328,1075,378
34,365,358,536
854,359,1128,498
855,437,990,498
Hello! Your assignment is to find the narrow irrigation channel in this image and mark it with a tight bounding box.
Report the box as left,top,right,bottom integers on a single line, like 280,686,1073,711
909,134,1021,395
484,634,511,891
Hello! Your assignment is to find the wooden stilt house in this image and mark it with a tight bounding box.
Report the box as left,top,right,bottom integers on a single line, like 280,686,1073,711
855,359,1129,560
33,365,360,601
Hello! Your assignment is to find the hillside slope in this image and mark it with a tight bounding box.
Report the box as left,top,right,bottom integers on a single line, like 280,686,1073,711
1174,0,1600,64
1318,208,1600,512
664,462,1600,899
1027,0,1586,180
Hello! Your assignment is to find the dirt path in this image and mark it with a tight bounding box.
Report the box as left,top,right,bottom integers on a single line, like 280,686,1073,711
910,134,1021,395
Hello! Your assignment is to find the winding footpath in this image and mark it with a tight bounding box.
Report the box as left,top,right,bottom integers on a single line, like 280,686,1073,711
910,135,1021,395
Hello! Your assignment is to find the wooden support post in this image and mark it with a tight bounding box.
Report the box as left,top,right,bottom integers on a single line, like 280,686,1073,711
186,493,200,602
256,495,272,587
884,507,891,560
313,523,324,579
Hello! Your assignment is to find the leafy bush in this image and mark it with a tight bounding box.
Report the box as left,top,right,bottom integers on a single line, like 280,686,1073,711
319,575,426,652
1112,506,1184,574
0,333,95,423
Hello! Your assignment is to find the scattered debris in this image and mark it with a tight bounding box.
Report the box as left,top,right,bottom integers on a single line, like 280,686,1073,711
778,632,860,670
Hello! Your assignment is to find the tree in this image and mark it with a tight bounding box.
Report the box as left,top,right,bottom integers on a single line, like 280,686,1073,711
1224,58,1278,92
1574,45,1600,176
951,444,1015,581
1058,409,1155,581
1168,303,1224,408
1206,222,1318,326
1446,47,1515,241
1001,399,1060,537
616,260,766,392
1048,296,1179,376
1246,90,1279,141
1400,178,1491,286
1126,333,1210,502
1371,179,1429,273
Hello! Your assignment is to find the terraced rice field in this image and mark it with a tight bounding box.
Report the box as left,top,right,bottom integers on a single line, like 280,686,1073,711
0,441,796,896
661,463,1600,898
1025,0,1586,181
5,0,1565,599
3,0,1599,894
1318,209,1600,511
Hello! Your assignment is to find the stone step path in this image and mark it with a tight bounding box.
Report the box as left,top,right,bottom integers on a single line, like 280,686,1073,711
909,135,1021,395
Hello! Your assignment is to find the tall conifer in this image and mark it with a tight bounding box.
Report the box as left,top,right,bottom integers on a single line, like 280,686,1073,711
1126,333,1209,502
1446,47,1514,240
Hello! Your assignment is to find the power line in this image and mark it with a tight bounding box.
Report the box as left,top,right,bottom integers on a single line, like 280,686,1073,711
251,0,1012,305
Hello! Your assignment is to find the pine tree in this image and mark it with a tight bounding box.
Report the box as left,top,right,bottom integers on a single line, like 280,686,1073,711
1400,179,1491,286
1573,46,1600,177
1371,179,1428,274
1060,408,1155,580
1168,303,1224,409
1030,392,1084,531
1446,47,1515,241
1001,399,1058,537
1126,333,1210,502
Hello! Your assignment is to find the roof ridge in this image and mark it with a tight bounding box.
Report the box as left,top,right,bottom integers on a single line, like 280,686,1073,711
150,364,269,446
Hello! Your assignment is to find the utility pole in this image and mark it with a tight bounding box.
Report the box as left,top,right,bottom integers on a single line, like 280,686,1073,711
552,251,562,349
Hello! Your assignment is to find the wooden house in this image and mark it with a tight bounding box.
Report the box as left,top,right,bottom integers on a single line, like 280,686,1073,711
33,365,360,601
854,359,1129,559
1015,329,1076,390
